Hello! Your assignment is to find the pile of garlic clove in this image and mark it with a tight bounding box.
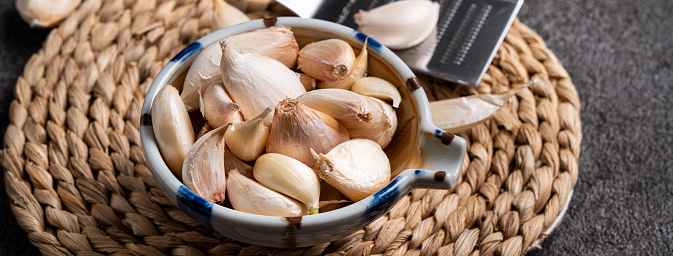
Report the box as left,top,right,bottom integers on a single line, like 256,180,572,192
152,26,403,217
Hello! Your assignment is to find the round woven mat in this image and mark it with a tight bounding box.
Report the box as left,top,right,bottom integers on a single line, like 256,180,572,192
1,0,581,255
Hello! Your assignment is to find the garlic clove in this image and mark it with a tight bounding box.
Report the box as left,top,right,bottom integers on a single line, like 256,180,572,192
201,81,244,128
212,0,250,30
312,139,391,202
298,39,356,82
224,148,254,180
354,0,440,50
196,123,213,141
253,153,321,214
227,169,308,217
225,107,272,161
181,26,300,111
318,38,368,90
350,96,398,149
152,85,195,177
351,77,402,108
16,0,81,28
220,41,306,120
298,89,396,147
299,73,317,92
298,88,374,128
182,124,229,203
266,98,350,167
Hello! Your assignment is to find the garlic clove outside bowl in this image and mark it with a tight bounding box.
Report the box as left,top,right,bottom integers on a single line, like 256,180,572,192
140,17,466,248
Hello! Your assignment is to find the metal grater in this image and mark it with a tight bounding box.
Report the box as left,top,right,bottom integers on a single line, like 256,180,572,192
275,0,523,86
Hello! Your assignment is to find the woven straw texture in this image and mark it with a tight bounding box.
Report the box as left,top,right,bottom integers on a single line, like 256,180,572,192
0,0,581,255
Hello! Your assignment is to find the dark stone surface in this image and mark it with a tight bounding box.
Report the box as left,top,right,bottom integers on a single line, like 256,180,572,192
0,0,672,255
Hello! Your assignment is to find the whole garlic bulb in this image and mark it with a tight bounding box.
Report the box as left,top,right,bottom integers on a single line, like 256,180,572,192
298,39,356,82
266,98,350,167
220,41,306,120
312,139,391,202
182,124,229,203
181,26,300,111
152,85,195,177
227,169,308,217
253,153,321,214
16,0,81,28
354,0,440,50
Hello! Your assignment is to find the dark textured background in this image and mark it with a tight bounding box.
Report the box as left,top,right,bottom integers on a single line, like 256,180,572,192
1,0,672,255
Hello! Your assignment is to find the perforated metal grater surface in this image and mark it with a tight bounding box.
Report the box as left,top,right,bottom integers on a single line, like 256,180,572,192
276,0,523,86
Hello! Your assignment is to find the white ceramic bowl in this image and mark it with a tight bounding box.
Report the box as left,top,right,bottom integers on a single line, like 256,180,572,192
140,17,466,248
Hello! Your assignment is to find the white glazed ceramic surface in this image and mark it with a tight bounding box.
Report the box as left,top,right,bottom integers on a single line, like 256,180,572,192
140,17,467,248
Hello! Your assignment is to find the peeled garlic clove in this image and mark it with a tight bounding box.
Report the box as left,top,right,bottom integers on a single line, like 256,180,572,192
212,0,250,30
312,139,391,202
225,107,272,161
351,77,402,108
318,38,368,90
227,169,308,217
350,97,398,149
201,81,243,128
181,26,300,111
298,39,356,82
182,124,229,203
16,0,81,28
220,41,306,120
354,0,440,50
253,153,321,214
267,98,350,167
152,85,195,177
224,149,254,180
299,73,317,92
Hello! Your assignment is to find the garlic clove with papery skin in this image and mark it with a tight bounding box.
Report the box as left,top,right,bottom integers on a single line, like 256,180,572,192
181,26,300,111
182,124,229,203
227,169,308,217
212,0,250,30
354,0,440,50
299,73,317,92
16,0,81,28
351,96,397,149
253,153,321,214
312,139,391,202
225,107,272,161
224,148,254,180
200,81,243,128
152,85,195,177
351,77,402,108
266,98,350,167
318,38,369,90
298,39,356,82
220,41,306,120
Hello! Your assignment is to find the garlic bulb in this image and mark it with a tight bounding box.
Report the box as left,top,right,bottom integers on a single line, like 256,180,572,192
253,153,321,214
182,124,229,203
299,73,317,92
225,107,272,161
181,26,300,111
227,169,308,217
201,81,243,128
351,77,401,108
298,39,356,82
266,98,349,167
16,0,81,28
318,39,368,90
212,0,250,30
152,85,195,177
224,149,254,179
312,139,391,202
298,89,397,148
220,41,306,120
354,0,440,50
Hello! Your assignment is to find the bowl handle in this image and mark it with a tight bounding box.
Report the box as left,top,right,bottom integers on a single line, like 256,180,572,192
407,128,467,190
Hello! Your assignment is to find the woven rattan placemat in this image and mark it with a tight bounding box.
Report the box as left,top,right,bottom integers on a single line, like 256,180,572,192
1,0,581,255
